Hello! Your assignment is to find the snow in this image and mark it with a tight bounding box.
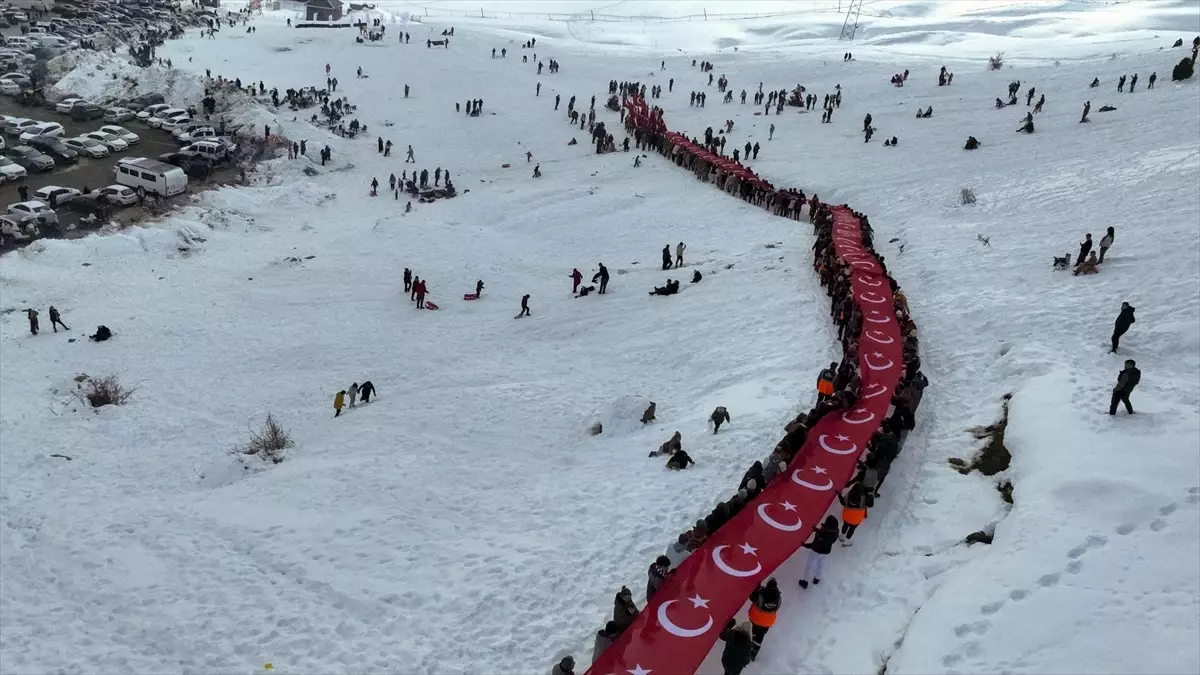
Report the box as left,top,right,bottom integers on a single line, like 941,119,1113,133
3,1,1199,674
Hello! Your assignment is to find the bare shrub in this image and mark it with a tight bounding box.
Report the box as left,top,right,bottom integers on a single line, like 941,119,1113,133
73,375,136,408
987,52,1004,70
961,188,977,205
232,412,293,464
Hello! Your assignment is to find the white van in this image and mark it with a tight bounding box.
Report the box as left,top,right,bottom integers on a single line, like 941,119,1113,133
112,157,187,197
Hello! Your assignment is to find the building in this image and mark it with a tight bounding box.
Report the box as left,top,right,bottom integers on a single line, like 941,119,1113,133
304,0,342,21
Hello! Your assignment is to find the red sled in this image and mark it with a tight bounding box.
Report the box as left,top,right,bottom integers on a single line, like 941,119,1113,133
463,293,479,301
425,302,440,310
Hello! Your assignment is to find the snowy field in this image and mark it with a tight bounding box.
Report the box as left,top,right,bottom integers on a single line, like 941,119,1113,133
2,1,1199,673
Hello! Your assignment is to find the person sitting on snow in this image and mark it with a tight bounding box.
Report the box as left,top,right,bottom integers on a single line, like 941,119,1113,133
650,431,681,457
666,449,695,470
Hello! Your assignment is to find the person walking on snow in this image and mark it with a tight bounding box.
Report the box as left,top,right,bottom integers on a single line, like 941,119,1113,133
347,382,359,408
334,390,346,417
411,276,420,301
710,406,730,433
405,145,415,163
798,516,839,588
570,268,583,294
1098,226,1115,263
25,308,39,335
837,481,868,545
516,294,531,318
1109,359,1140,415
475,279,484,297
719,621,755,675
675,242,686,267
415,279,428,309
662,245,672,270
48,306,68,332
403,268,412,293
1111,302,1135,353
359,380,376,403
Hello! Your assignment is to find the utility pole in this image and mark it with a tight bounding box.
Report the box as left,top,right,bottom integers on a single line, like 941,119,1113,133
839,0,863,40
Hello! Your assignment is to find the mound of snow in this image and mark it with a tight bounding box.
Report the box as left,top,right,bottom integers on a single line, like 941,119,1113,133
586,395,655,437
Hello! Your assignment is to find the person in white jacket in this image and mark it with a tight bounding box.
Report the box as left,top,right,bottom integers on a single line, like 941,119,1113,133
1098,226,1115,263
665,532,691,569
675,241,686,268
347,382,359,408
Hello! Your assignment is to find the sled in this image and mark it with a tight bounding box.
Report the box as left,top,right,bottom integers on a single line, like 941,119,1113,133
463,293,479,300
425,302,440,310
501,163,511,168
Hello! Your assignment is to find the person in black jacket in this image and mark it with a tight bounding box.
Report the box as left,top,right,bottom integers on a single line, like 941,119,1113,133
719,620,755,675
662,245,673,270
747,579,781,659
1109,360,1141,415
611,586,639,632
592,263,609,294
1111,302,1135,353
799,516,839,588
666,449,695,470
592,621,619,663
359,380,376,403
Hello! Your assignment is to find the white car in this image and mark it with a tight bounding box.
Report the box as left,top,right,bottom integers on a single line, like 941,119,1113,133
0,157,26,182
147,107,187,128
82,131,128,152
160,115,192,132
54,97,83,113
7,200,57,224
63,136,109,158
176,126,218,144
100,125,140,144
103,107,135,123
19,122,65,143
4,118,39,137
1,72,30,86
33,185,81,204
97,184,137,206
136,103,171,122
0,79,20,96
0,135,5,151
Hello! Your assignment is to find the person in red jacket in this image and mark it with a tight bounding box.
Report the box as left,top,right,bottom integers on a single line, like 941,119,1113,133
516,294,530,318
570,268,583,294
415,279,428,308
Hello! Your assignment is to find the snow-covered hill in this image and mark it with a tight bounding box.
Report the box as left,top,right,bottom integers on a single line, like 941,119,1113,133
2,1,1198,673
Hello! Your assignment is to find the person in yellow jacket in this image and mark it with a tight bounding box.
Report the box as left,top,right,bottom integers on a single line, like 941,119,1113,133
334,390,346,417
747,578,781,661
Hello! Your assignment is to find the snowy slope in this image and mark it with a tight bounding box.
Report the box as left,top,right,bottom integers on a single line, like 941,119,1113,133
2,2,1199,673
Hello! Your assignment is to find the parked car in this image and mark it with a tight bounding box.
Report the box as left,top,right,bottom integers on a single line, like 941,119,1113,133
3,145,54,171
63,136,109,158
27,137,79,164
176,126,219,144
147,107,187,128
19,122,65,143
0,79,19,96
32,185,82,205
0,213,44,243
136,103,170,122
70,101,104,121
4,118,39,137
59,193,110,217
103,106,135,122
96,184,138,205
0,156,26,182
54,97,84,113
160,115,192,132
7,200,58,225
117,93,165,112
81,130,128,152
180,140,230,163
98,124,140,145
0,72,30,87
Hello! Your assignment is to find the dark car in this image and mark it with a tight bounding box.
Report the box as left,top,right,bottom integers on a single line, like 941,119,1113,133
59,192,110,216
27,137,80,164
69,102,104,121
157,151,189,166
3,146,55,172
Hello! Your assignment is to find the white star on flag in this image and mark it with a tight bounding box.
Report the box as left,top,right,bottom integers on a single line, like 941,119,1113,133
782,501,798,511
811,466,827,475
689,594,710,609
836,434,850,442
740,542,758,556
873,351,884,358
627,665,652,675
855,408,867,414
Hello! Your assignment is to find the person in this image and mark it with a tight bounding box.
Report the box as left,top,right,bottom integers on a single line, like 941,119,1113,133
641,401,657,424
25,308,39,335
551,656,575,675
837,481,868,545
675,242,686,268
1110,302,1136,353
517,294,531,318
476,279,484,297
403,268,412,293
651,431,682,457
410,276,420,301
798,516,839,588
1098,226,1115,263
719,620,755,675
817,362,836,401
592,622,619,663
612,586,639,632
334,390,346,417
964,136,980,150
1074,251,1100,276
415,278,428,308
1080,100,1091,123
710,406,730,433
347,382,360,408
691,270,703,283
646,555,670,599
747,579,781,660
665,449,695,470
1109,359,1140,415
533,164,541,178
360,380,376,403
570,268,583,294
593,263,609,294
662,245,672,270
665,532,690,569
1076,233,1093,266
48,306,68,332
89,325,112,342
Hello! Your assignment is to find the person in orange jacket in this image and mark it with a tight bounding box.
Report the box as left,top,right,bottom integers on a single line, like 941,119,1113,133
837,481,868,545
747,578,781,660
816,362,836,401
334,390,346,417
